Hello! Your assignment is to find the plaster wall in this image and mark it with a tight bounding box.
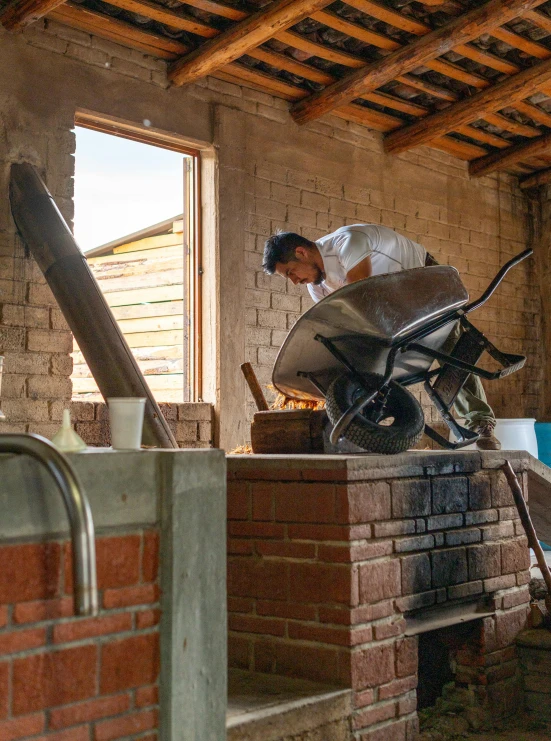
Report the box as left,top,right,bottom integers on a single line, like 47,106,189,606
0,21,542,450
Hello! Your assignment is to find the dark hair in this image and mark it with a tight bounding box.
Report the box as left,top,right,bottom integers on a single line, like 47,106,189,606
262,232,313,274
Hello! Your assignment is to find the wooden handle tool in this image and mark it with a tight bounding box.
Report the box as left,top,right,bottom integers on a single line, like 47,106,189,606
241,362,269,411
502,461,551,612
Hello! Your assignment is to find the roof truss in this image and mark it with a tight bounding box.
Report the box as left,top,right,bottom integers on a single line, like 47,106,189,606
4,0,551,180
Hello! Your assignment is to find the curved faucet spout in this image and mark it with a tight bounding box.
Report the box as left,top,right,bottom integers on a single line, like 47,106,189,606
0,434,98,616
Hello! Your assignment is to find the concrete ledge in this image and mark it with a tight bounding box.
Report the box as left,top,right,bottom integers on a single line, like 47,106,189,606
227,450,532,482
227,669,351,741
0,448,223,540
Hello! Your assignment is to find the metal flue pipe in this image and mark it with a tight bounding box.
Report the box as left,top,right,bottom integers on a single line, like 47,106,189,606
10,163,177,448
0,434,98,616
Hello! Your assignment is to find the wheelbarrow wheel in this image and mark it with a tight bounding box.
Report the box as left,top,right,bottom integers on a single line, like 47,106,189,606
326,372,424,454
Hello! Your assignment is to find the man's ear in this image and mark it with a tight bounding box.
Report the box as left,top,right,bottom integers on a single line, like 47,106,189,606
294,246,308,260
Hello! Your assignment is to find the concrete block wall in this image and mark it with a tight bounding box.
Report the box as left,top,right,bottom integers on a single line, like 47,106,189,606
0,22,543,448
0,532,160,741
226,452,531,738
240,161,539,428
517,629,551,719
70,401,214,448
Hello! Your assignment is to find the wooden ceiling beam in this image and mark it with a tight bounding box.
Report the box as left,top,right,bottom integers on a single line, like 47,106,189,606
519,167,551,188
469,127,551,176
247,46,334,84
513,99,551,127
395,74,458,101
453,42,519,73
274,29,365,67
291,0,547,124
167,0,332,86
1,0,66,30
384,54,551,154
523,8,551,31
483,110,540,136
96,0,218,37
49,2,187,57
490,25,551,57
311,8,399,49
178,0,246,21
341,0,427,35
431,136,488,160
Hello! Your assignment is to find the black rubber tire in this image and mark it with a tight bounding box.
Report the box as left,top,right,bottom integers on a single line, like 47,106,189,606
326,372,424,454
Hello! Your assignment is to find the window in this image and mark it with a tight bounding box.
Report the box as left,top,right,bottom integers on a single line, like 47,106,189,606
72,113,202,403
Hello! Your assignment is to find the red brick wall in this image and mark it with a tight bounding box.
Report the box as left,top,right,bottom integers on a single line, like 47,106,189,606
227,457,531,738
0,531,160,741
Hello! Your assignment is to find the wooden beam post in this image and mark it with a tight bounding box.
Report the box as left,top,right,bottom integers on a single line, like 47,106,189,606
290,0,547,126
384,55,551,155
0,0,66,30
469,129,551,177
168,0,332,87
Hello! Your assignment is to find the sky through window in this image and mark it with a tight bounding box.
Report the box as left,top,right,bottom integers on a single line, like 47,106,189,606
74,127,185,252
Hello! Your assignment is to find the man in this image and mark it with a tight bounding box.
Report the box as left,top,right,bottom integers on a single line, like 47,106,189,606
262,223,500,450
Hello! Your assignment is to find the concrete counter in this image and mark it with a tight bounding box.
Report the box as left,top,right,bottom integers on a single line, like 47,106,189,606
0,446,227,741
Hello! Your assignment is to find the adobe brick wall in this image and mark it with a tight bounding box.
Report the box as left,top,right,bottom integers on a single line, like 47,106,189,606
0,24,542,448
226,452,531,739
0,530,160,741
70,401,214,448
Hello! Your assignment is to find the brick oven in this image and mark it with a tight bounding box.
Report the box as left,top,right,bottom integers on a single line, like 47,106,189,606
227,450,532,740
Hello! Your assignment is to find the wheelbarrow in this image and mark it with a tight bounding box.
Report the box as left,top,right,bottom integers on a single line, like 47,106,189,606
272,249,532,454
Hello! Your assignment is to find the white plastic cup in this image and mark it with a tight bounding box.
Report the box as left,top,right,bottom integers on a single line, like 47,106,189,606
107,398,146,450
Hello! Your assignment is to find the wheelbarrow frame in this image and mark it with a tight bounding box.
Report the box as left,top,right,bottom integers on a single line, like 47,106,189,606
298,248,532,450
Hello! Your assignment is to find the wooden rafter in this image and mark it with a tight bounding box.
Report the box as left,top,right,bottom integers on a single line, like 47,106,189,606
49,2,187,57
180,0,246,21
35,0,551,178
469,128,551,176
290,0,547,125
167,0,332,86
519,167,551,188
97,0,219,37
0,0,66,30
384,55,551,154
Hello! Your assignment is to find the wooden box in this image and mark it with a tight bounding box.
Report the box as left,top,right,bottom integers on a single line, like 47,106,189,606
250,409,328,454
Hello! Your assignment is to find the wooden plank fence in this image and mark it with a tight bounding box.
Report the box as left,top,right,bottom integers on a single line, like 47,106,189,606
71,221,185,403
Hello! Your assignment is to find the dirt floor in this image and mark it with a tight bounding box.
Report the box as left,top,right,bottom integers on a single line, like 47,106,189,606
419,714,551,741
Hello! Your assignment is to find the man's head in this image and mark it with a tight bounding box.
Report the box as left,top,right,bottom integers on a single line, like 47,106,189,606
262,232,324,286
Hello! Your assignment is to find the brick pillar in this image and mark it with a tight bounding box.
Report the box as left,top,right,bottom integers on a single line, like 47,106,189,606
227,454,531,740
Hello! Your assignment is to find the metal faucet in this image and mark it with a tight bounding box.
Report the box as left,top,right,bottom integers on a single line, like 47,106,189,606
0,434,98,616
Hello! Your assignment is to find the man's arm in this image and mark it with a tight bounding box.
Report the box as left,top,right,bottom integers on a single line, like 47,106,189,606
345,255,372,284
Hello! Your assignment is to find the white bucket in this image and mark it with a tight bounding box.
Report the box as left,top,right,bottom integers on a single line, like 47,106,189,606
493,418,537,456
449,418,538,455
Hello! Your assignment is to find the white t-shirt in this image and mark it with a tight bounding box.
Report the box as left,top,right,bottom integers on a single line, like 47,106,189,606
308,224,427,303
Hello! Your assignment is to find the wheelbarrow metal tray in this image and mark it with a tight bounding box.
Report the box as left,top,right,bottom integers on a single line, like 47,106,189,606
273,266,469,401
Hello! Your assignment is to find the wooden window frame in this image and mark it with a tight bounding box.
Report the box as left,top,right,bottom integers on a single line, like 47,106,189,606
74,110,204,402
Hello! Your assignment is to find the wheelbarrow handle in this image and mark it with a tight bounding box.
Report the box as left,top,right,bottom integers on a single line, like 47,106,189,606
463,248,533,315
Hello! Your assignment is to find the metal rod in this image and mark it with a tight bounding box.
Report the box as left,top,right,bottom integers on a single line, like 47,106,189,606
462,248,533,315
329,390,377,445
406,342,501,380
314,333,372,393
501,460,551,598
393,249,533,352
0,434,98,617
9,163,177,449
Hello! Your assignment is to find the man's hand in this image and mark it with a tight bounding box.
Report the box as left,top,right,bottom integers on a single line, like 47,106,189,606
345,255,372,284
